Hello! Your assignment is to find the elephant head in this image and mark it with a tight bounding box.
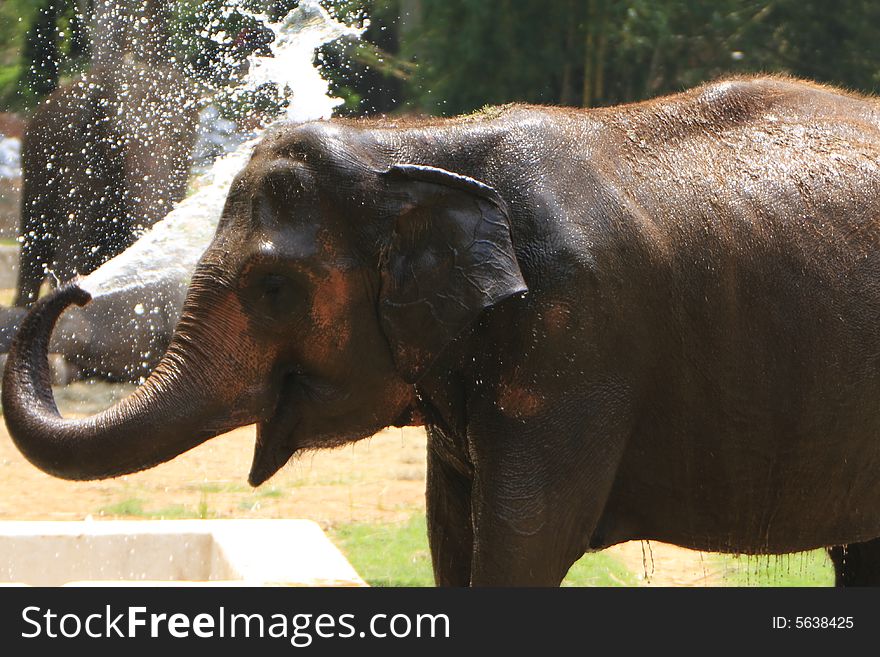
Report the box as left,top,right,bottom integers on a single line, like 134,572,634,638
2,122,527,486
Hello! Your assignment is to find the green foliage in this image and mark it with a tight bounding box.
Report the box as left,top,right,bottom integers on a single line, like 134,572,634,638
0,0,36,69
402,0,573,114
315,0,418,115
19,0,63,100
1,0,90,109
5,1,880,116
387,0,880,115
169,0,271,86
1,0,285,112
0,64,22,109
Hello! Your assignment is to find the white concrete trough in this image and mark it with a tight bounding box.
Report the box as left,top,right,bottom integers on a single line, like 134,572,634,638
0,519,366,587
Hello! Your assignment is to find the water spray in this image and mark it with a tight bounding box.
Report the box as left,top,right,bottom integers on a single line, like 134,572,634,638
80,0,360,299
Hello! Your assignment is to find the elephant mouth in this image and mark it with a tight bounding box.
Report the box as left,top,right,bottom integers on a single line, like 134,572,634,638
247,371,419,486
249,374,301,487
247,370,351,486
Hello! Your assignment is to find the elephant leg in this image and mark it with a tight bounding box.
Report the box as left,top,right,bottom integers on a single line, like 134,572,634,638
467,413,630,586
14,179,56,307
426,426,473,587
468,465,602,586
828,538,880,586
14,222,56,308
16,150,71,306
13,242,45,307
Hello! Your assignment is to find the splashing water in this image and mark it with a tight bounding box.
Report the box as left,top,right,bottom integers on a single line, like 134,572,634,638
80,0,360,298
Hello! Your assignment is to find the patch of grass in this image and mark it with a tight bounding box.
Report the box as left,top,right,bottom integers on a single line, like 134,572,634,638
152,504,195,520
98,498,147,517
197,493,209,520
716,550,834,587
186,482,249,494
97,497,210,520
563,552,640,587
256,486,284,498
332,515,433,586
331,514,638,587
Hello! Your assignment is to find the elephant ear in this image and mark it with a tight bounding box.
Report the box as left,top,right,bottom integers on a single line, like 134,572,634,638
379,164,528,383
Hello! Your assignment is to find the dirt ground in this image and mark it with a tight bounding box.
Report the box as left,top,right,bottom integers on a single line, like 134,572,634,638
0,382,724,586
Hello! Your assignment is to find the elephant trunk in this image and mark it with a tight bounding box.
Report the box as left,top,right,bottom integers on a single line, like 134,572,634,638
2,284,256,481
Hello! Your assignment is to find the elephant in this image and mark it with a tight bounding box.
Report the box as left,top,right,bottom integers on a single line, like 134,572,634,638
13,59,198,307
8,75,880,586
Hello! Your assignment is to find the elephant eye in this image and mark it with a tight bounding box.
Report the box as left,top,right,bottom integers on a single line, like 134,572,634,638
243,271,305,320
261,273,287,298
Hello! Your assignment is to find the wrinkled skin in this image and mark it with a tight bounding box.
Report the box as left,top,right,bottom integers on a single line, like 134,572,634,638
14,60,198,307
8,76,880,586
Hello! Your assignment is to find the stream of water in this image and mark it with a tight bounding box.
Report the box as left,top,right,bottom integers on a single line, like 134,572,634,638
79,0,360,298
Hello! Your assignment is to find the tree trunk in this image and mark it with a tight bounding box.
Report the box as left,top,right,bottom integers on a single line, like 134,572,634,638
560,0,576,105
20,0,64,98
582,0,596,107
592,0,608,105
399,0,423,40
